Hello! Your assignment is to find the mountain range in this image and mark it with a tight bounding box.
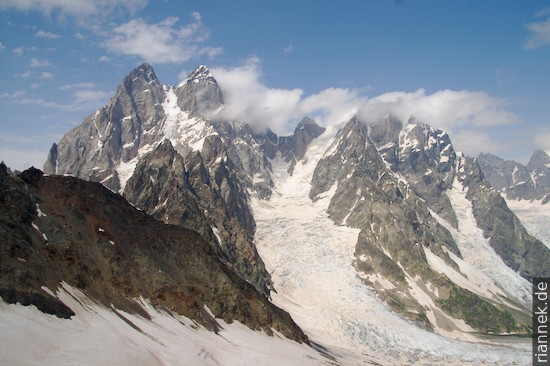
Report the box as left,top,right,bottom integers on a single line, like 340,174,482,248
1,63,549,365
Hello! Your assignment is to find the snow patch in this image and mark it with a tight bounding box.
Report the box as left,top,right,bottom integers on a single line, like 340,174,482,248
35,203,47,217
0,284,329,366
31,222,48,242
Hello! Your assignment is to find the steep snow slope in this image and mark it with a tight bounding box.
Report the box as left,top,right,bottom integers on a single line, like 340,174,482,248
445,179,532,308
251,128,530,365
0,284,330,366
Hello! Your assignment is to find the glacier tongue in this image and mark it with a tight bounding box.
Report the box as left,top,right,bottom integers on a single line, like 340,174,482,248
252,129,530,365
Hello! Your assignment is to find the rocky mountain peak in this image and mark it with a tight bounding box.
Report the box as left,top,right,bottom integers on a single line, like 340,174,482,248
478,149,550,202
277,117,326,174
178,64,217,87
122,62,159,89
174,65,223,116
527,149,550,172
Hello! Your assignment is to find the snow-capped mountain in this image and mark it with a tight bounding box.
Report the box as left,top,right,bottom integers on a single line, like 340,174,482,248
2,63,547,364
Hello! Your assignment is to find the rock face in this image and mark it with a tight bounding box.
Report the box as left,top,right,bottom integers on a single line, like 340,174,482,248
309,117,529,332
175,65,223,116
44,63,166,192
457,155,550,279
478,150,550,203
0,164,307,342
124,139,272,296
279,117,326,174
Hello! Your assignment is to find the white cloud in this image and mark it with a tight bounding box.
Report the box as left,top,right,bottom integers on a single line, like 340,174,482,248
74,32,85,39
0,0,147,18
12,47,23,55
3,86,111,112
98,55,109,62
524,16,550,49
35,30,60,39
209,58,520,157
104,14,222,64
0,42,4,51
30,83,40,89
72,89,111,106
40,71,55,79
533,130,550,153
210,58,304,134
29,58,52,68
356,89,519,130
283,45,293,55
16,70,31,78
60,82,94,90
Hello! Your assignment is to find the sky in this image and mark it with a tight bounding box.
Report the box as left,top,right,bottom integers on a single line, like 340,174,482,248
0,0,549,171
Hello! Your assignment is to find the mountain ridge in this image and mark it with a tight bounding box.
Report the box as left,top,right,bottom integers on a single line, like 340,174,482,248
12,62,545,363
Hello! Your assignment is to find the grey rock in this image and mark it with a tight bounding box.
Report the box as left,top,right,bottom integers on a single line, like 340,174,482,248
458,155,550,279
477,150,550,202
174,65,223,117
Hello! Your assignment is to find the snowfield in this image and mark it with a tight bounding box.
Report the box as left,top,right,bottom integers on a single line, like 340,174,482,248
505,197,550,249
251,129,531,365
0,284,331,366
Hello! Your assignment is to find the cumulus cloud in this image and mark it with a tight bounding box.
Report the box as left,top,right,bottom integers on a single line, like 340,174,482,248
283,45,293,55
2,85,111,112
40,71,54,79
35,30,60,39
60,82,94,90
104,14,222,64
356,89,519,130
208,58,520,157
210,58,304,134
29,58,52,68
0,0,147,18
524,12,550,49
16,70,32,77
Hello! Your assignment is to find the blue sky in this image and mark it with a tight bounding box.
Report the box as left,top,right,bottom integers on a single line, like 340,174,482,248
0,0,549,170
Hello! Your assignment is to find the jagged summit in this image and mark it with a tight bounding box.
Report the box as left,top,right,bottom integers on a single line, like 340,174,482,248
124,62,159,85
478,149,550,203
527,149,550,171
178,64,217,87
174,65,223,115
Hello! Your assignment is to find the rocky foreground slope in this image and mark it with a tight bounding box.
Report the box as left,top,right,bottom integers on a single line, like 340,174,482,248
0,163,306,342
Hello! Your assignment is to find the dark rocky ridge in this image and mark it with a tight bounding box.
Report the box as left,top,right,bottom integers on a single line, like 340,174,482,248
0,164,307,342
124,139,272,296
